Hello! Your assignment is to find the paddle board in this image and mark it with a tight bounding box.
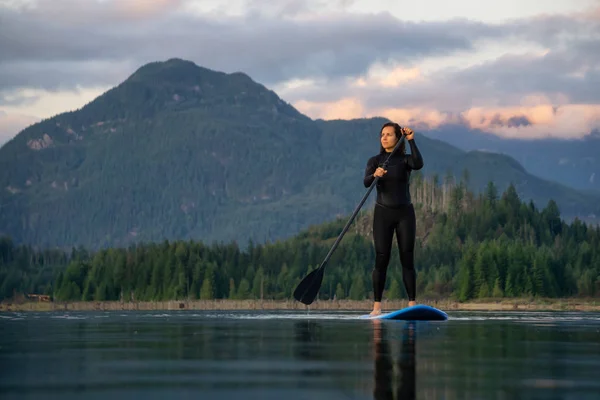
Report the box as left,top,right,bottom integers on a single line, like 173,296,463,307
360,304,448,321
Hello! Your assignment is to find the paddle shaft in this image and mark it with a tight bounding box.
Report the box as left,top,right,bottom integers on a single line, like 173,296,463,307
316,135,406,271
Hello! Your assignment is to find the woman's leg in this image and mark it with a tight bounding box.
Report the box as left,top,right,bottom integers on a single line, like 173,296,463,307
395,204,417,306
372,205,396,314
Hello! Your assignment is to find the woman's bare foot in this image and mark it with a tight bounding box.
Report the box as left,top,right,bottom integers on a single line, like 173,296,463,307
408,301,416,307
370,301,382,315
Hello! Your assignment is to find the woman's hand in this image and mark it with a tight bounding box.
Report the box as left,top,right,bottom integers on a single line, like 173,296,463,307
401,127,415,140
373,167,387,178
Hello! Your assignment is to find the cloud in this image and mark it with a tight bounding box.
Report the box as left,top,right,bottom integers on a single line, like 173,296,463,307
277,12,600,106
449,44,600,105
240,0,357,19
115,0,185,19
273,7,600,140
298,99,600,140
0,110,39,147
0,0,500,91
1,86,110,121
460,103,600,139
0,60,133,94
294,97,365,120
0,0,599,140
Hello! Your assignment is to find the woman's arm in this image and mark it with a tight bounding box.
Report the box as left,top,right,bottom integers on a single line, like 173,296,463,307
405,138,424,170
364,156,378,187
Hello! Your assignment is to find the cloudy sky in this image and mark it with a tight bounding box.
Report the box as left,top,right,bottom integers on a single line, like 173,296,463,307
1,0,599,146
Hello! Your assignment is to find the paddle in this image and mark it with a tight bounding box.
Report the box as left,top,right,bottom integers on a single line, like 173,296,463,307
293,133,407,305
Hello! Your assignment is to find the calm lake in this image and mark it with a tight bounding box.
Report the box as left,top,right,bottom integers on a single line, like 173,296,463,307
1,309,599,399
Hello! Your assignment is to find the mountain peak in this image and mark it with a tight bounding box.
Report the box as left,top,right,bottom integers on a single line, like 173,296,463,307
127,58,223,84
124,58,271,96
77,58,308,123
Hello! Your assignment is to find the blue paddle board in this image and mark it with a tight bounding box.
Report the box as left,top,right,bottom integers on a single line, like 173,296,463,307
360,304,448,321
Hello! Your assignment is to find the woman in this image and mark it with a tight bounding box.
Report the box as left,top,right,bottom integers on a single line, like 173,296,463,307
363,122,424,315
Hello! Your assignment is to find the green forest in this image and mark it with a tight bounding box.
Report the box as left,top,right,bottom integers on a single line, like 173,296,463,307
1,172,599,303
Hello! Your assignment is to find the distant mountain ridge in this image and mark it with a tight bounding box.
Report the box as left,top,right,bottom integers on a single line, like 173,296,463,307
421,124,600,194
1,58,599,250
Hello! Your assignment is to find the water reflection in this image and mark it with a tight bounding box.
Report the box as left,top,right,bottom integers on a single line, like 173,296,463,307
372,320,415,400
293,318,417,399
4,311,600,399
293,320,322,359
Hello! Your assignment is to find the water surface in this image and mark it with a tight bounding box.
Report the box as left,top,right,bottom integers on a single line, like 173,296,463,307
1,309,599,399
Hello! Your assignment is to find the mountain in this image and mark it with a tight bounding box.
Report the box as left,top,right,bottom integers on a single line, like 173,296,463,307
1,58,599,250
421,124,600,194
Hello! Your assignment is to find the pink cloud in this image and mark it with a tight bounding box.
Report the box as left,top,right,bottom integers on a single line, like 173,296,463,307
349,65,424,89
461,104,600,139
293,95,456,130
373,67,423,88
293,96,600,140
288,48,600,140
372,107,454,130
572,5,600,21
294,97,365,120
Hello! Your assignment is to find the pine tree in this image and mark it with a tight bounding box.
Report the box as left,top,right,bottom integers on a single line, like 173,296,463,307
228,278,236,299
349,273,365,300
237,278,251,299
456,244,476,301
492,278,504,297
200,266,215,300
335,283,344,300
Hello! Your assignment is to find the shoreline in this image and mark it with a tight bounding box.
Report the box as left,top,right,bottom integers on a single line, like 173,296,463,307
1,298,599,312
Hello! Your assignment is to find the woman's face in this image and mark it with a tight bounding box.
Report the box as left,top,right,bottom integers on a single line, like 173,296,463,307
380,126,398,152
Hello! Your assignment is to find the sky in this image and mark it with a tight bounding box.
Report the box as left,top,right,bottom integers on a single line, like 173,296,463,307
1,0,599,146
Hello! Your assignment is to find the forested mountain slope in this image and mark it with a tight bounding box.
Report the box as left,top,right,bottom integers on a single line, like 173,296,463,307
2,58,599,251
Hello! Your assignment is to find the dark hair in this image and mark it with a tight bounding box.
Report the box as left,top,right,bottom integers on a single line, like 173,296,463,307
379,122,406,155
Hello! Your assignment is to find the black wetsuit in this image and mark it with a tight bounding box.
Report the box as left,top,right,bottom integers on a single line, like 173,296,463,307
363,138,424,302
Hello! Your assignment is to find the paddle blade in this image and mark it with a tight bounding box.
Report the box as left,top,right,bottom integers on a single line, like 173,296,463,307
293,267,324,305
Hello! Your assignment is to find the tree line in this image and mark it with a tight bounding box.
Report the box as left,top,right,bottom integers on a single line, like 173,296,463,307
1,174,599,303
